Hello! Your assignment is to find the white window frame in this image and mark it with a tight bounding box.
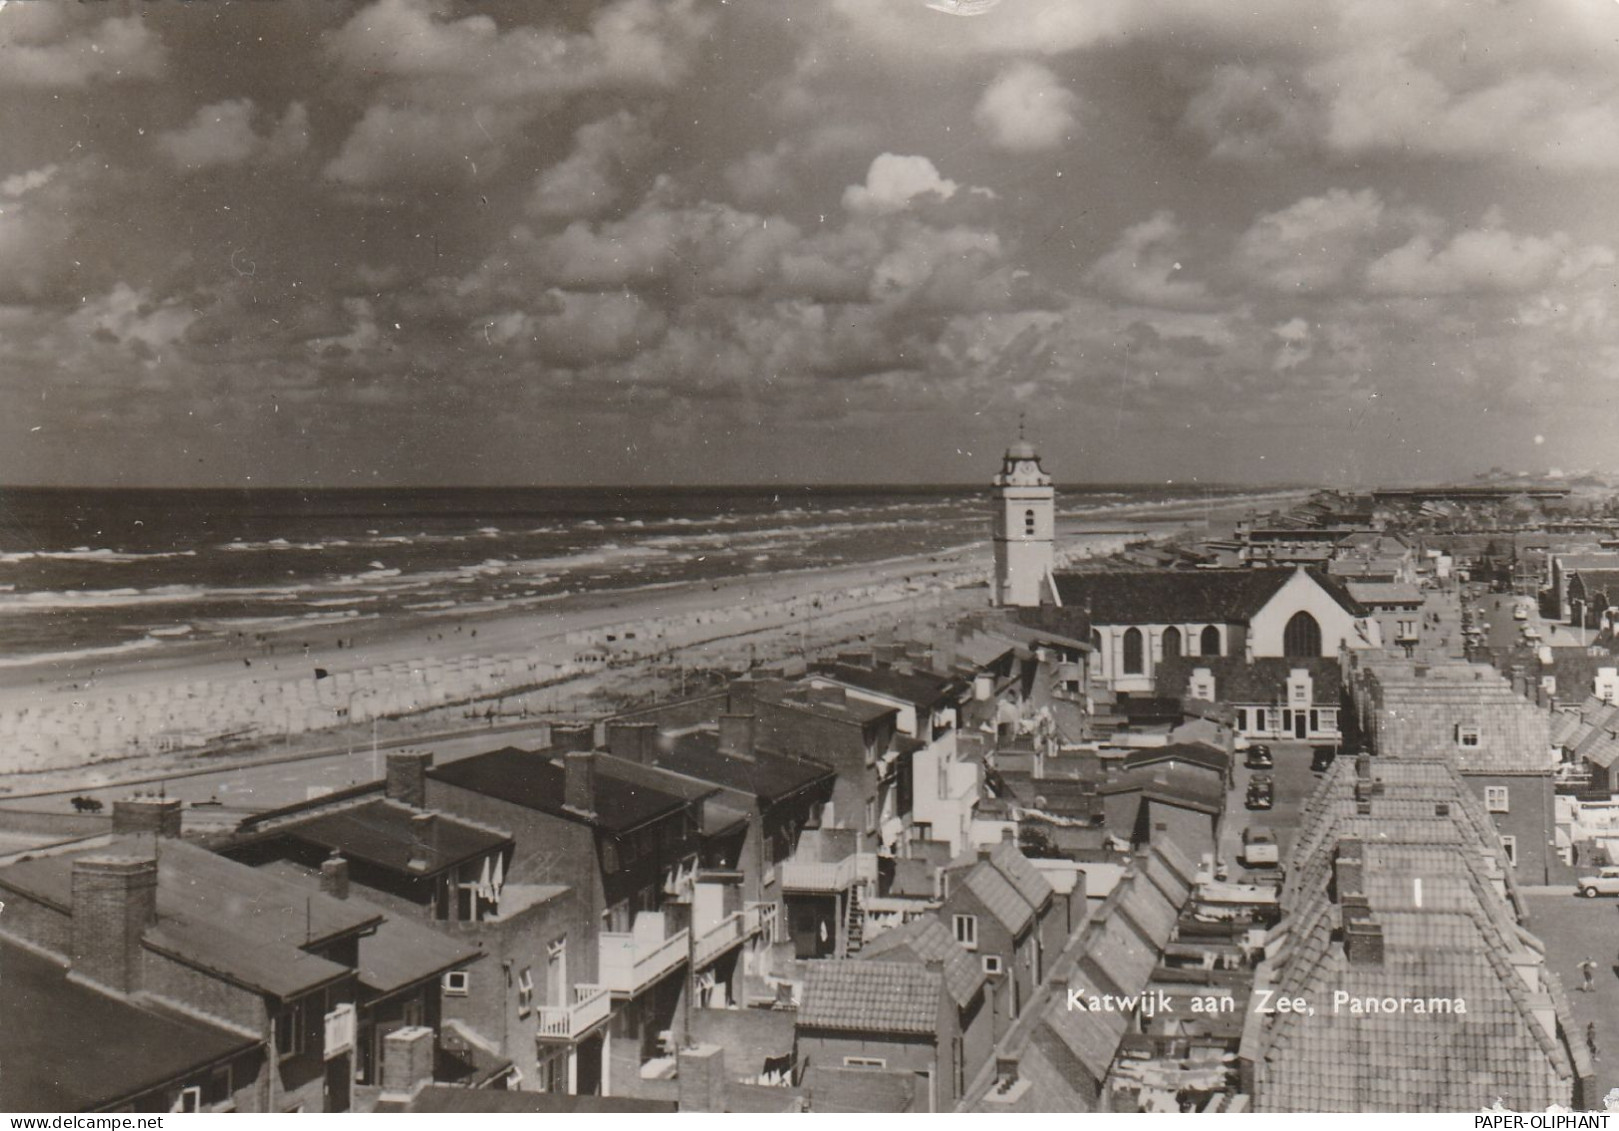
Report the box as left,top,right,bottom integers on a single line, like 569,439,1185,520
1499,834,1517,865
1457,725,1482,748
843,1056,888,1069
275,1000,308,1060
171,1086,202,1114
982,954,1003,975
953,913,978,950
1484,786,1509,813
443,970,470,997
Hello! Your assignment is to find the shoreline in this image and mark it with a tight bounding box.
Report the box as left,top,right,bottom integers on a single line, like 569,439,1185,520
0,490,1302,796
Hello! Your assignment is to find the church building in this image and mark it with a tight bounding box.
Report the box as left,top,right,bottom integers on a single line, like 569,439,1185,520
990,435,1055,608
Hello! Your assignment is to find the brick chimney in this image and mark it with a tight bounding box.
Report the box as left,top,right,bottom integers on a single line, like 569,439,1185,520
380,1026,436,1101
385,750,434,808
320,854,350,900
111,795,183,839
677,1043,727,1113
564,750,596,818
71,853,158,995
1344,917,1385,965
608,721,659,765
1355,752,1371,781
718,714,755,758
1332,839,1365,903
552,723,595,752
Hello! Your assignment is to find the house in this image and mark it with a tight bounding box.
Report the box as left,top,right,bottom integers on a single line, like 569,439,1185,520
1346,656,1566,884
423,742,714,1091
0,796,440,1113
1551,553,1619,621
1343,582,1426,657
1552,694,1619,794
1097,767,1223,862
1566,568,1619,628
1241,756,1590,1112
216,760,583,1092
1157,657,1345,745
795,944,988,1111
938,838,1066,1039
1041,567,1374,698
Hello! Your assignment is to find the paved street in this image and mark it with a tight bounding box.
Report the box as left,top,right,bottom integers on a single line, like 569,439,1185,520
1524,890,1619,1099
1223,739,1321,874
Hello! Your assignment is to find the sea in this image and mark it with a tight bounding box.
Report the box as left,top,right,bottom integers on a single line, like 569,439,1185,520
0,485,1251,665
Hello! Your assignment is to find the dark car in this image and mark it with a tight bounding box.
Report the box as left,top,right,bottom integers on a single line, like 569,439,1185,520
1245,774,1274,810
1310,746,1339,773
1244,744,1274,770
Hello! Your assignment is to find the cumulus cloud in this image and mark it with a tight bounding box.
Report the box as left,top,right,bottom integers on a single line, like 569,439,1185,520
67,284,199,362
1232,188,1394,294
974,62,1080,151
842,154,959,214
1084,212,1212,309
1,165,59,198
155,100,309,171
528,111,656,219
0,8,165,88
1365,227,1613,296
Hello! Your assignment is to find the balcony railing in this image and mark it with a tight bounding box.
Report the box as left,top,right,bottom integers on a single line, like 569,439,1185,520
599,919,689,997
692,909,747,968
535,983,610,1042
747,900,779,945
779,853,877,893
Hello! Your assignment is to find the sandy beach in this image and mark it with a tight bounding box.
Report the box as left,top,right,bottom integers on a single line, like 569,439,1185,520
0,490,1302,795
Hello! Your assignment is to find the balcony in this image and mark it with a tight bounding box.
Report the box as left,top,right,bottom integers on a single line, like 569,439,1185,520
748,900,779,945
536,983,611,1042
599,912,688,998
779,853,877,893
690,901,780,969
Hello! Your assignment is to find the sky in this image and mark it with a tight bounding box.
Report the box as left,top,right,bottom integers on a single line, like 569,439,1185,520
1,0,1616,488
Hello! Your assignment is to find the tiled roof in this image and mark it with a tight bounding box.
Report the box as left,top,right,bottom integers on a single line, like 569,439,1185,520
1344,581,1424,606
858,916,985,1008
1040,966,1128,1081
1556,695,1619,768
1049,567,1364,626
1156,656,1343,707
428,746,704,834
1120,741,1230,775
1097,766,1224,814
660,730,835,805
984,839,1055,910
0,937,260,1113
1568,568,1619,600
1115,869,1179,951
809,662,964,711
265,799,511,878
963,862,1035,935
1363,673,1554,774
798,960,941,1035
401,1086,676,1113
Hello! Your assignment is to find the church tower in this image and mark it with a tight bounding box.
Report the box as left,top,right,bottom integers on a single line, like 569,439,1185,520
991,430,1055,607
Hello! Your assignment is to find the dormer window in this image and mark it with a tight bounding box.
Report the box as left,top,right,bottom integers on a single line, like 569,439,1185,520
1456,725,1482,748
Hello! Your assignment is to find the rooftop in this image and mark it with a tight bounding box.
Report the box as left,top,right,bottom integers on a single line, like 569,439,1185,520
660,729,835,805
798,960,943,1036
808,662,965,711
247,798,511,878
858,916,986,1008
1048,567,1364,627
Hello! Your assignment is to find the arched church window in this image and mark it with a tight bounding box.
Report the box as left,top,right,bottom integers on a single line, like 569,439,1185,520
1162,626,1182,659
1200,625,1221,656
1122,628,1144,674
1283,611,1322,658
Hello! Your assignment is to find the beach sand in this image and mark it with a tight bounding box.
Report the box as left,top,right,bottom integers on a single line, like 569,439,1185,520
0,491,1301,796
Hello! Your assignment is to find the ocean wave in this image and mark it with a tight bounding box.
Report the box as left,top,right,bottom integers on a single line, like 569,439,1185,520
0,637,168,668
0,584,208,613
0,547,198,564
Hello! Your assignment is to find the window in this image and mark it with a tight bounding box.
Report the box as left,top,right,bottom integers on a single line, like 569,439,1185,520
1319,708,1338,733
517,967,534,1016
1283,611,1322,658
1024,509,1036,536
1200,625,1221,657
1397,620,1417,639
1235,708,1249,732
1500,835,1517,866
1485,786,1509,812
1161,626,1182,659
170,1087,202,1114
844,1057,888,1069
443,970,470,997
1122,627,1144,675
982,954,1003,975
536,1052,567,1094
1254,708,1267,732
954,913,979,950
865,798,877,835
1456,725,1482,749
275,1000,308,1059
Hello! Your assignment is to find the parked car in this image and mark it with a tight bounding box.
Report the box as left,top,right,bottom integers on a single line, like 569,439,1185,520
1240,827,1280,867
1310,746,1339,773
1576,866,1619,897
1246,774,1274,810
1245,744,1274,770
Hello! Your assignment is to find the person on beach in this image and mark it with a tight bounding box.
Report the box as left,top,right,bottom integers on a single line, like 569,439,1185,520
1588,1022,1600,1060
1581,956,1597,992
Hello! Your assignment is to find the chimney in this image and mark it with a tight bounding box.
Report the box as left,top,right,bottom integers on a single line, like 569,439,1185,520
608,721,659,765
1344,918,1385,966
71,853,158,995
385,749,434,808
552,723,595,753
380,1026,436,1101
320,854,350,900
564,750,597,818
677,1043,727,1113
1355,752,1371,781
718,714,756,758
408,812,438,871
1001,826,1017,843
111,795,183,839
1333,840,1365,902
